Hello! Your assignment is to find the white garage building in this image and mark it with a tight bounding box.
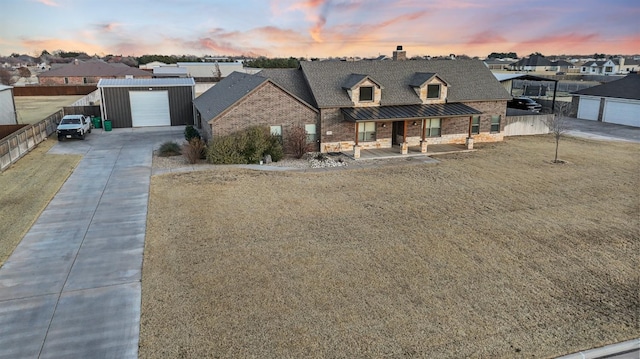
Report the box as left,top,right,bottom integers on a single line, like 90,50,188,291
573,73,640,127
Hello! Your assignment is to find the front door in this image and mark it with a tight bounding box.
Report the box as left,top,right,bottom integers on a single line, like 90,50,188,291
392,121,404,146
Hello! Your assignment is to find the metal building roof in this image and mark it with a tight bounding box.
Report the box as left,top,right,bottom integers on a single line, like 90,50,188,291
97,78,195,87
341,103,482,122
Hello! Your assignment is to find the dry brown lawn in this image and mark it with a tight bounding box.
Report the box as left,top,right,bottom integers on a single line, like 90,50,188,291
0,140,81,266
141,135,639,358
14,95,83,124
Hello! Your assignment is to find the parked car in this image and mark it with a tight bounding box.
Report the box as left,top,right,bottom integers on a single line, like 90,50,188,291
507,97,542,112
57,114,92,140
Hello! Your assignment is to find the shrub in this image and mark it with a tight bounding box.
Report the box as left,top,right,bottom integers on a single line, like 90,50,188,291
239,126,270,164
184,125,201,141
182,138,207,164
207,135,246,164
265,135,284,162
286,126,312,159
206,126,284,164
157,141,181,157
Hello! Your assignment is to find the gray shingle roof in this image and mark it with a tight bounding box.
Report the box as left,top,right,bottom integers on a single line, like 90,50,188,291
341,74,383,90
342,103,482,121
257,68,317,107
573,72,640,100
39,60,151,77
511,55,552,67
299,59,510,108
193,72,268,122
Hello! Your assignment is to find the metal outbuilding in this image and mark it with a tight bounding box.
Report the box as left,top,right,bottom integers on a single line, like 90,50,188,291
0,85,18,125
97,78,195,128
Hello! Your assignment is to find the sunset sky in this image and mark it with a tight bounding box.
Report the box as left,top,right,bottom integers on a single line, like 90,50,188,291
1,0,638,59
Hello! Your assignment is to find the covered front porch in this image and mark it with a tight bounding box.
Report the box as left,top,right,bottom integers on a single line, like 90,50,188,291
341,103,482,159
342,143,473,160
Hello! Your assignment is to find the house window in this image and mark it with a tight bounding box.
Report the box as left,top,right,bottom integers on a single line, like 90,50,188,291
491,115,501,133
270,125,282,144
426,118,440,137
471,116,480,135
83,77,88,84
305,124,317,143
359,86,373,102
64,77,69,84
605,66,613,72
357,122,376,141
427,84,441,99
582,67,586,72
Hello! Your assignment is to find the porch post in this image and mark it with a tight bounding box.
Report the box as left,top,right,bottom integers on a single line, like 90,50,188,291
420,119,427,153
354,122,361,159
401,120,408,154
466,116,474,150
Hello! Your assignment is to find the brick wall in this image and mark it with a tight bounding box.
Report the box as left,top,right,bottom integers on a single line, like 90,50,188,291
208,82,318,150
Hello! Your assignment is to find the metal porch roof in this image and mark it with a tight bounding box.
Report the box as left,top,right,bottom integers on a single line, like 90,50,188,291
341,103,482,122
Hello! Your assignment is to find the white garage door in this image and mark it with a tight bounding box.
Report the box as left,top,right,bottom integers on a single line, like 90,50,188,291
577,97,600,121
603,99,640,127
129,91,171,127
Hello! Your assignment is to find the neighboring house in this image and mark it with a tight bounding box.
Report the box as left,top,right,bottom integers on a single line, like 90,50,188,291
572,72,639,127
153,66,188,78
483,58,517,70
176,62,244,80
195,59,511,157
97,78,196,128
0,85,17,125
509,55,553,72
138,61,169,69
549,60,574,73
580,58,640,75
38,60,152,85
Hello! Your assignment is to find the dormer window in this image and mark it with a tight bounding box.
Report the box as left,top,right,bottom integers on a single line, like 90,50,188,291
409,72,449,104
342,74,383,106
359,86,374,101
427,84,441,99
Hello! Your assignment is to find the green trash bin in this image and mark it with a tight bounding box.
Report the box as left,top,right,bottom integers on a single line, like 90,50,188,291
104,119,112,132
92,116,102,129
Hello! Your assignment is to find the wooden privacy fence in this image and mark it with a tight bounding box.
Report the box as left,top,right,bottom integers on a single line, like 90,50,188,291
0,110,63,172
503,113,553,136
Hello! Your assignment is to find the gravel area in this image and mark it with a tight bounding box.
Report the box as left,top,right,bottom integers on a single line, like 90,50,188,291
152,151,354,170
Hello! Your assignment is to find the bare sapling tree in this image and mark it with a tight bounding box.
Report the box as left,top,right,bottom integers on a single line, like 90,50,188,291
546,101,571,163
213,63,222,82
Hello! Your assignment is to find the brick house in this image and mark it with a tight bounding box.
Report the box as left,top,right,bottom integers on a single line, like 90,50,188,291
194,59,511,157
38,60,152,85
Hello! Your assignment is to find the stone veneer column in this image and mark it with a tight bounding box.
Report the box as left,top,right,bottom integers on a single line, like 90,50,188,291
353,145,361,159
466,137,474,150
420,141,428,153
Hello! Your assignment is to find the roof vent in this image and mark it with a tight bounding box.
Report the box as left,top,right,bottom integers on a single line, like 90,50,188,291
397,45,403,51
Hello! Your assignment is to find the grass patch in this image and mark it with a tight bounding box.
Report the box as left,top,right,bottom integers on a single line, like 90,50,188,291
141,135,639,358
0,140,81,266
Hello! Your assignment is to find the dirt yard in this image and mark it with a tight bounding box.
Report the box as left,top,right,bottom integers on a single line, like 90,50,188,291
13,96,83,124
140,135,639,358
0,140,81,266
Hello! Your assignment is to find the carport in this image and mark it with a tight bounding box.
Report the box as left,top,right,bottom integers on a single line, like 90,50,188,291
98,78,195,128
494,73,559,112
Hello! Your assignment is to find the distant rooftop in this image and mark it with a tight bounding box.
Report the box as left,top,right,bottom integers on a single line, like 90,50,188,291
97,78,195,87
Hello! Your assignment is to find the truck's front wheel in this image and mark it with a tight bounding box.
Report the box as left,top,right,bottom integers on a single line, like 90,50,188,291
80,133,85,140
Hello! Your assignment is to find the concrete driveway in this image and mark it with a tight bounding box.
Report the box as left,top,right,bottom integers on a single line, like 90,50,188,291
0,126,184,358
564,117,640,143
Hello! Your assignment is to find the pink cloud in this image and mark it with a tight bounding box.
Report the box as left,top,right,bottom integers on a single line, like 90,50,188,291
35,0,59,7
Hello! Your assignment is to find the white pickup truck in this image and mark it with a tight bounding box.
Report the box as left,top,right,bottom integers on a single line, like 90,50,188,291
57,115,92,140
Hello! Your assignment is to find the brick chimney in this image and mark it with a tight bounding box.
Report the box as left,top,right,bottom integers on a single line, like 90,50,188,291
393,45,406,61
